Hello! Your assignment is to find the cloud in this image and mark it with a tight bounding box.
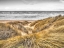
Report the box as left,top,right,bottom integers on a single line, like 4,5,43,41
0,0,60,3
0,0,64,11
0,0,61,5
0,2,64,11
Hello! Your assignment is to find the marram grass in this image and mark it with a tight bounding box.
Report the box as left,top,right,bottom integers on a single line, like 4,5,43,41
0,15,64,48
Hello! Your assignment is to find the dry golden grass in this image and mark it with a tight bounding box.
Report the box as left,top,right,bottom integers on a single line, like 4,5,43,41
0,15,64,48
0,27,64,48
0,31,49,48
54,19,64,27
0,23,19,40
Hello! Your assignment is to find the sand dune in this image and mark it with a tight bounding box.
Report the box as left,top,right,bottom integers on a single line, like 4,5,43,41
0,15,64,48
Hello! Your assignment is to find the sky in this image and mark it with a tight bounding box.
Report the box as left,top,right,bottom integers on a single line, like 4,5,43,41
0,0,64,11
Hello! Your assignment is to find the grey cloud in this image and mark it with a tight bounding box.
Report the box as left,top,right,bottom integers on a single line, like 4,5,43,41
0,0,60,5
0,0,60,2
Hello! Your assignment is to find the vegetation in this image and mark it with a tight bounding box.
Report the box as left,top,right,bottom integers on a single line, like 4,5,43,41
0,15,64,48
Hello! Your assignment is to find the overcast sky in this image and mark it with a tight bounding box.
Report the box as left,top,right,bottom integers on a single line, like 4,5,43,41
0,0,64,11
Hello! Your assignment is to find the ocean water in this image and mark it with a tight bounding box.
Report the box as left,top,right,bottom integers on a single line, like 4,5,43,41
0,11,64,20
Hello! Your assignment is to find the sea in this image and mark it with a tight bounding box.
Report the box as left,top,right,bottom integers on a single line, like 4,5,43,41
0,11,64,20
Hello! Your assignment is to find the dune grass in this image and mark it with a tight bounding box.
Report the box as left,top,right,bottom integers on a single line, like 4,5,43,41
0,15,64,48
